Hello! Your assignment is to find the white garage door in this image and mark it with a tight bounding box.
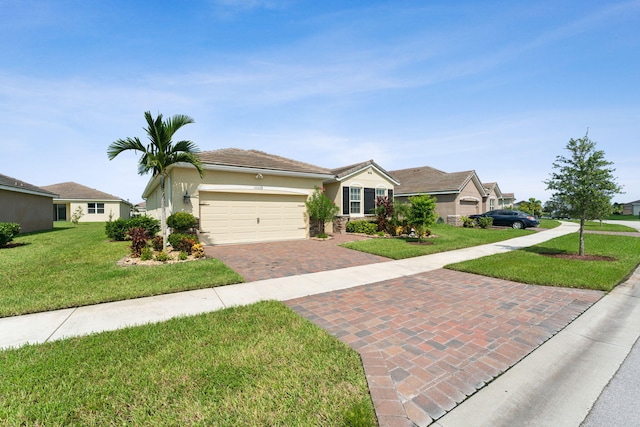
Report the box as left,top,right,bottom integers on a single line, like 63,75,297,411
199,192,308,245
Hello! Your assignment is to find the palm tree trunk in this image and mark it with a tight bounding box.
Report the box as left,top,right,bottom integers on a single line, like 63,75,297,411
161,175,167,250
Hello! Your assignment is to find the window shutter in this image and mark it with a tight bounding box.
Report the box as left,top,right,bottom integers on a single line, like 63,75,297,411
364,188,375,214
388,189,394,200
342,187,349,215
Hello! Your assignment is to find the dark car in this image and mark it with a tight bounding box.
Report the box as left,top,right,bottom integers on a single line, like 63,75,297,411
469,209,540,229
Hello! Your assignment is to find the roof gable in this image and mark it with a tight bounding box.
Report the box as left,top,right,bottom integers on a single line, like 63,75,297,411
41,182,126,202
330,160,400,185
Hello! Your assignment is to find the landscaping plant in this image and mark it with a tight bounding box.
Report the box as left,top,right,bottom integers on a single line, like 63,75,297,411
406,194,438,242
0,222,20,247
373,195,394,233
108,111,204,250
305,186,339,236
167,211,197,233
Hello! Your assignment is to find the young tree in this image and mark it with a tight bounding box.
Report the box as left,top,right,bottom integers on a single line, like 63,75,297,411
407,194,438,242
108,111,203,249
70,206,84,226
305,187,339,236
545,133,623,255
374,196,394,233
519,197,542,217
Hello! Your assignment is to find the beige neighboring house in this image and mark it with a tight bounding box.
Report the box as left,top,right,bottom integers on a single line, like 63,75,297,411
141,148,398,245
623,200,640,216
390,166,513,225
41,182,132,222
0,173,57,233
482,182,515,211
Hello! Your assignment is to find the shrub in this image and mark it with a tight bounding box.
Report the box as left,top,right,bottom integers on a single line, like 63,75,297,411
192,243,205,258
346,220,378,235
461,216,474,228
155,251,170,262
105,216,160,241
477,216,493,229
0,222,20,247
151,235,164,252
167,212,197,233
373,196,394,232
128,227,149,257
305,187,339,235
178,251,188,261
105,219,129,241
128,216,161,236
140,246,153,261
168,233,199,251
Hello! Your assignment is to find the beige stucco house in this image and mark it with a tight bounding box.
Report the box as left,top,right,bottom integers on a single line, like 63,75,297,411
390,166,513,225
0,173,57,233
141,148,398,245
482,182,515,211
41,182,132,222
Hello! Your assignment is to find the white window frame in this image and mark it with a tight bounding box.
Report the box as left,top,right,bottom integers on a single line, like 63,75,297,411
88,202,105,214
375,187,386,199
350,187,361,215
489,199,495,211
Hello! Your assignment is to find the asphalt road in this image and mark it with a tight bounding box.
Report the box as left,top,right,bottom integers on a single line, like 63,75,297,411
582,336,640,426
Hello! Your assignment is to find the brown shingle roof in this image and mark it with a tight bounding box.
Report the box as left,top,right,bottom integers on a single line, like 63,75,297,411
390,166,478,195
41,182,124,201
0,173,57,196
198,148,332,175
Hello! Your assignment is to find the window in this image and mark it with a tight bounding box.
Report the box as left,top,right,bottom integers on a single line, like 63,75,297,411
489,199,495,210
375,187,386,198
350,187,361,214
88,202,105,214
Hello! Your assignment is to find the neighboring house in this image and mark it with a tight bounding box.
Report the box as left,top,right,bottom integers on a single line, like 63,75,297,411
41,182,132,222
0,173,57,233
623,200,640,216
132,201,146,217
390,166,488,224
141,148,398,245
482,183,515,211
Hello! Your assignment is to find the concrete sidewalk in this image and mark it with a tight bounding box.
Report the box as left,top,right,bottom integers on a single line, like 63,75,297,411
0,223,579,351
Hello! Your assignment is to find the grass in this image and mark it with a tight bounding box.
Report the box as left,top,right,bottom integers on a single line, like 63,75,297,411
578,221,638,232
340,223,533,259
538,219,560,229
0,301,376,426
446,233,640,291
607,214,640,221
0,222,243,317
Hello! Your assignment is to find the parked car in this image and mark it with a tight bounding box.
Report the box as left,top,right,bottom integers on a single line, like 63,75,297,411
469,209,540,229
550,212,571,219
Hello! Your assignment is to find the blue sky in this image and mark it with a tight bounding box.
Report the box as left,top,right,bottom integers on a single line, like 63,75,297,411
1,0,638,205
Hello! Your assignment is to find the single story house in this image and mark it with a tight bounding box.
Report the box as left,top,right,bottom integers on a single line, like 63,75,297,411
482,182,515,211
141,148,398,245
0,173,57,233
390,165,513,225
41,182,132,222
623,200,640,216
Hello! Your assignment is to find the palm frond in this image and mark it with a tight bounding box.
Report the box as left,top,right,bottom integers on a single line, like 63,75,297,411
107,137,145,160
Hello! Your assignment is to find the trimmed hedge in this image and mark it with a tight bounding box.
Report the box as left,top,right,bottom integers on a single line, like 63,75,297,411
168,232,199,254
0,222,20,246
167,212,197,233
105,216,161,241
346,220,378,235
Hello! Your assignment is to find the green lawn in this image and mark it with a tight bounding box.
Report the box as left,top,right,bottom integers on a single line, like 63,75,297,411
446,233,640,291
607,214,640,221
0,222,243,317
579,221,638,232
340,223,533,259
0,301,376,426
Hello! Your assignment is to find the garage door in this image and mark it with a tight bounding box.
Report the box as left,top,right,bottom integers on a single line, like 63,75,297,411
199,192,308,245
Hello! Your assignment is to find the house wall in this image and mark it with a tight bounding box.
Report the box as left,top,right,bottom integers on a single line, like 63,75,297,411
65,200,130,222
145,167,324,220
0,189,53,233
328,167,395,217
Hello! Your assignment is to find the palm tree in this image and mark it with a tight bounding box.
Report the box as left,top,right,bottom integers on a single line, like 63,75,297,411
108,111,203,249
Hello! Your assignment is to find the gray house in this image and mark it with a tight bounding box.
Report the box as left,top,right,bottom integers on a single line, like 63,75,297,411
0,173,57,233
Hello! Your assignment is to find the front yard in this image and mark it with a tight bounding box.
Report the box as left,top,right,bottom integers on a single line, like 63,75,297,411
0,222,242,317
0,301,375,426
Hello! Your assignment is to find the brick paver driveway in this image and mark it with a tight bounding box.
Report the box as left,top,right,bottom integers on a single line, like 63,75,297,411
205,236,604,426
204,234,390,282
